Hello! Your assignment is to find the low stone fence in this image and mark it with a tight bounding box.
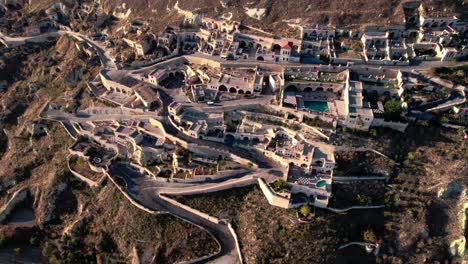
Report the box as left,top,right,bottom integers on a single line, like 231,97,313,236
170,170,248,184
223,219,244,264
372,118,408,132
161,176,257,197
327,205,385,213
158,195,219,224
366,59,410,66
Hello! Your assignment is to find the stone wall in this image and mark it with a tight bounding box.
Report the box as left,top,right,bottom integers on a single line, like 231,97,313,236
371,118,408,132
257,178,291,209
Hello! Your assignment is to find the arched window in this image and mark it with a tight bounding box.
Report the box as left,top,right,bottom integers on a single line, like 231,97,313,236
219,85,227,92
304,87,313,93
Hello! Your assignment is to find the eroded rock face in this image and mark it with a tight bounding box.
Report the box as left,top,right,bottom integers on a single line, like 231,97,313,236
0,187,28,223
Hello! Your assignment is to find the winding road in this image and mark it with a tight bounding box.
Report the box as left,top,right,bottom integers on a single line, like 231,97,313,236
4,29,465,263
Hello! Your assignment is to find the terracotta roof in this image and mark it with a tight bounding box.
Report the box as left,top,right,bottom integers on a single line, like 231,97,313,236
282,42,292,49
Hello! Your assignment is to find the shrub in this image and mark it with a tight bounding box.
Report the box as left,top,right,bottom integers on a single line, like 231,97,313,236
30,236,38,246
362,229,377,243
384,99,402,121
42,241,55,258
0,233,7,247
14,247,23,255
407,152,415,160
271,179,287,192
417,120,429,127
300,205,311,217
439,116,449,124
369,129,377,137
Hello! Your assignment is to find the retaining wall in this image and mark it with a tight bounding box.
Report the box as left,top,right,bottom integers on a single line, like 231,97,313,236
257,178,291,209
327,205,385,213
224,220,244,264
67,157,100,188
158,195,219,224
371,118,408,132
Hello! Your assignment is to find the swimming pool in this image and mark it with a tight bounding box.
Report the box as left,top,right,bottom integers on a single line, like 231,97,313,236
303,101,329,113
316,180,327,188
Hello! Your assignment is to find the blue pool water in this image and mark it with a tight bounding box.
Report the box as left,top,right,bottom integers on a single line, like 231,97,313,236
303,101,329,112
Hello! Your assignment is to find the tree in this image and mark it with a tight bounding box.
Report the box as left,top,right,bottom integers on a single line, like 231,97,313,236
0,233,7,247
384,99,402,121
42,241,55,258
14,247,23,255
439,116,449,124
417,120,429,127
300,205,311,217
271,179,287,192
369,129,377,137
363,229,377,243
30,236,38,246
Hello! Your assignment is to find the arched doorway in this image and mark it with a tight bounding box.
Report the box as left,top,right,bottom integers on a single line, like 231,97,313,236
272,44,281,52
224,134,235,145
257,56,264,61
229,87,237,93
314,160,323,167
315,87,324,92
219,85,227,92
238,89,244,94
285,85,298,93
304,87,313,93
239,40,247,49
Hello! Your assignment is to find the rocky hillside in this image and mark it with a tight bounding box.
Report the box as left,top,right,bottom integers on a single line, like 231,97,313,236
99,0,467,35
0,36,218,263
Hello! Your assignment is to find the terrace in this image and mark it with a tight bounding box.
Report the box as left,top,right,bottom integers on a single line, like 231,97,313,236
69,137,116,168
287,165,331,192
285,75,344,84
69,156,104,182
